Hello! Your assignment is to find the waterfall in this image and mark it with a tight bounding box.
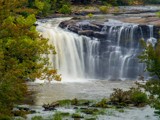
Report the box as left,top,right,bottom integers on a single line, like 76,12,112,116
37,18,100,81
37,18,156,81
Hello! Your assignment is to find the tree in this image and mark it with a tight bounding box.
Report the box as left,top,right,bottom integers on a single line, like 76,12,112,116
0,0,59,118
138,40,160,79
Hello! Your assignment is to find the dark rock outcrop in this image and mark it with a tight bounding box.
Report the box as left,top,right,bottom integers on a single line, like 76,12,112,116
59,18,160,40
42,102,59,111
59,19,106,39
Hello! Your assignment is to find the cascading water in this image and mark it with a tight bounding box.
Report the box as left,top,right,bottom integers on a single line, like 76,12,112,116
37,18,156,81
37,18,100,81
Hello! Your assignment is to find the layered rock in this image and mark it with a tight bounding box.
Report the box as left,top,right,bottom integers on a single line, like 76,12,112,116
59,18,160,40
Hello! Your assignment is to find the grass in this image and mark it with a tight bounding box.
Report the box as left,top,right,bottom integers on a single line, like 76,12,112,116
31,116,44,120
57,99,71,106
27,96,150,119
53,112,62,120
72,113,84,118
93,98,109,108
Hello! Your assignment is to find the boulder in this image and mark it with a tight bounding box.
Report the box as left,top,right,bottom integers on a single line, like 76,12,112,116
42,102,59,111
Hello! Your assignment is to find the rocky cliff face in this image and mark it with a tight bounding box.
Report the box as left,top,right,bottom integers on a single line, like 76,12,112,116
59,18,160,40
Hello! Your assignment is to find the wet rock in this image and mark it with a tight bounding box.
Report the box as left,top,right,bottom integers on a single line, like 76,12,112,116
59,20,106,39
93,32,106,39
59,20,78,29
68,25,80,33
59,18,160,40
17,106,30,111
73,107,79,109
154,26,160,39
42,102,59,111
80,24,101,31
78,30,93,37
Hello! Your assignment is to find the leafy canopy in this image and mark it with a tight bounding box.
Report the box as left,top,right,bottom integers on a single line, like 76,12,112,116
0,0,60,118
138,40,160,79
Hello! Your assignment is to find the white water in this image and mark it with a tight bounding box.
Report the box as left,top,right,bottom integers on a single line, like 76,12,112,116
37,18,100,82
37,18,156,82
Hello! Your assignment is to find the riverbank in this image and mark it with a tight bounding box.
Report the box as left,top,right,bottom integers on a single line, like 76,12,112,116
22,80,158,120
37,5,160,19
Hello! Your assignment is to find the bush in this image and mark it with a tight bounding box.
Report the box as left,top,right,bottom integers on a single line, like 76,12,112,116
53,112,62,120
59,5,71,14
110,88,131,104
110,88,148,106
31,116,44,120
99,5,111,14
0,115,11,120
94,98,108,108
72,113,83,118
87,13,93,18
131,90,148,105
42,1,51,16
156,12,160,18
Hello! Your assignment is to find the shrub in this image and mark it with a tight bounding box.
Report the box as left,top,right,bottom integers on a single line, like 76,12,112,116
131,90,148,106
87,13,93,18
31,116,44,120
110,88,131,105
114,7,120,13
53,112,62,120
99,5,111,14
94,98,108,108
59,5,71,14
110,88,148,106
156,12,160,18
72,113,83,118
0,115,11,120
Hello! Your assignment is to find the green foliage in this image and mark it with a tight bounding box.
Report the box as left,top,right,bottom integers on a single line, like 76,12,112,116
99,5,111,14
71,98,90,106
31,116,44,120
0,115,12,120
143,80,160,98
138,40,160,79
94,98,108,108
131,90,148,105
72,113,84,118
59,112,70,117
59,5,71,14
137,80,160,116
80,108,106,115
114,7,120,13
12,110,30,118
85,118,96,120
156,12,160,18
110,88,148,106
87,13,93,18
0,0,58,118
110,88,131,105
58,99,72,106
53,112,62,120
42,1,51,16
35,0,44,10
